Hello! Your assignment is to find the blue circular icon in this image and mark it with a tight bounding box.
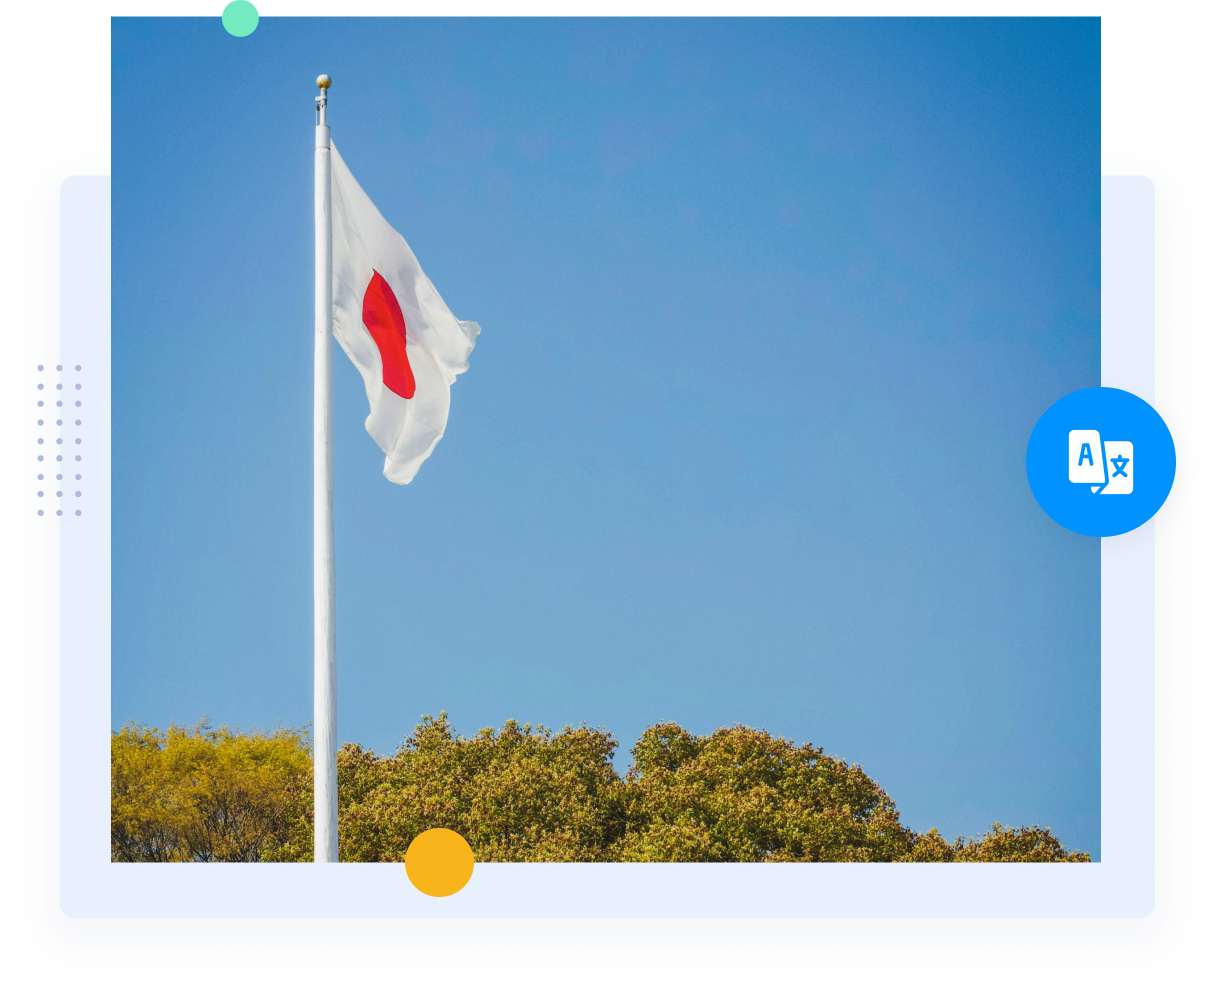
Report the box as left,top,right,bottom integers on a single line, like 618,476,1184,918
1026,387,1175,537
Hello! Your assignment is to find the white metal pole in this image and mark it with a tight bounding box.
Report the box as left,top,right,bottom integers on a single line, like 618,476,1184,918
313,73,338,864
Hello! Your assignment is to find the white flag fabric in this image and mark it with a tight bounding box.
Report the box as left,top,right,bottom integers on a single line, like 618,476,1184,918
330,141,480,484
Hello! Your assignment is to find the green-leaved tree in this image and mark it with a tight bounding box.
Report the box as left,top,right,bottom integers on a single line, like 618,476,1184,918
336,714,625,862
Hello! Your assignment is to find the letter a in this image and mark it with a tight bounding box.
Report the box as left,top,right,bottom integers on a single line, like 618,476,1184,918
1078,443,1094,466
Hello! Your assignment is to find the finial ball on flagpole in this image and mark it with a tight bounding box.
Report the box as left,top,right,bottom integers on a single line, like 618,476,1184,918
317,74,332,90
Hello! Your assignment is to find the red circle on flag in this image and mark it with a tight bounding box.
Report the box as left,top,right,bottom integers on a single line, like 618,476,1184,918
362,271,416,400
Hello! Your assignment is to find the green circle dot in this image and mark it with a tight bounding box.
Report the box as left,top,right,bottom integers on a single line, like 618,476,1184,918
222,1,259,38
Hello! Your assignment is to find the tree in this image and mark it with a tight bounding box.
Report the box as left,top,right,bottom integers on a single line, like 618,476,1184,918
905,823,1091,863
614,722,913,862
111,715,1090,863
111,719,312,862
338,714,626,862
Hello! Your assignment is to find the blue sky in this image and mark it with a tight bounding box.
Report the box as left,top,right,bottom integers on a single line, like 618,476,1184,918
112,17,1101,854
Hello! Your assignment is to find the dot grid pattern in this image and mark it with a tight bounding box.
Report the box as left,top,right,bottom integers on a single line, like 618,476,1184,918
35,363,83,517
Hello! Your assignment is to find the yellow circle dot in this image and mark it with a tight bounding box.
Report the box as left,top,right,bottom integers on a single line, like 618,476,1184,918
405,828,474,897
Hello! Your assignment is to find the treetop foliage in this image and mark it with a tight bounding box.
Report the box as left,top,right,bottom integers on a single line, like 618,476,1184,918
111,719,310,863
112,714,1090,864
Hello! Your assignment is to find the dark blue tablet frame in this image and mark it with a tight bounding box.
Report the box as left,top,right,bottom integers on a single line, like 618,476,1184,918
7,131,1205,982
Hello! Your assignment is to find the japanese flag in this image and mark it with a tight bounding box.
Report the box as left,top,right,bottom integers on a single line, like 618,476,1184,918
330,141,480,484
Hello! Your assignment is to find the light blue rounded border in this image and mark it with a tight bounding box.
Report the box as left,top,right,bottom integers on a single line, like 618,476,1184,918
0,130,1210,982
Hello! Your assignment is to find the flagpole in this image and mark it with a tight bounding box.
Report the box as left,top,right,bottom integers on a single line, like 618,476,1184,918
313,73,338,863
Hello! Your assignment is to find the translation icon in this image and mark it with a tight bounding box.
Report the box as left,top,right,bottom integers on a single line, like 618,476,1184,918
1027,387,1173,536
1068,430,1133,495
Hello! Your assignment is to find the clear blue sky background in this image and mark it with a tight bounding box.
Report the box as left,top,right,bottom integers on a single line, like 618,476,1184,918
112,17,1101,855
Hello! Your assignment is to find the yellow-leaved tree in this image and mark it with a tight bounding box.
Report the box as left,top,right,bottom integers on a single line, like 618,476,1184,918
111,720,312,862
